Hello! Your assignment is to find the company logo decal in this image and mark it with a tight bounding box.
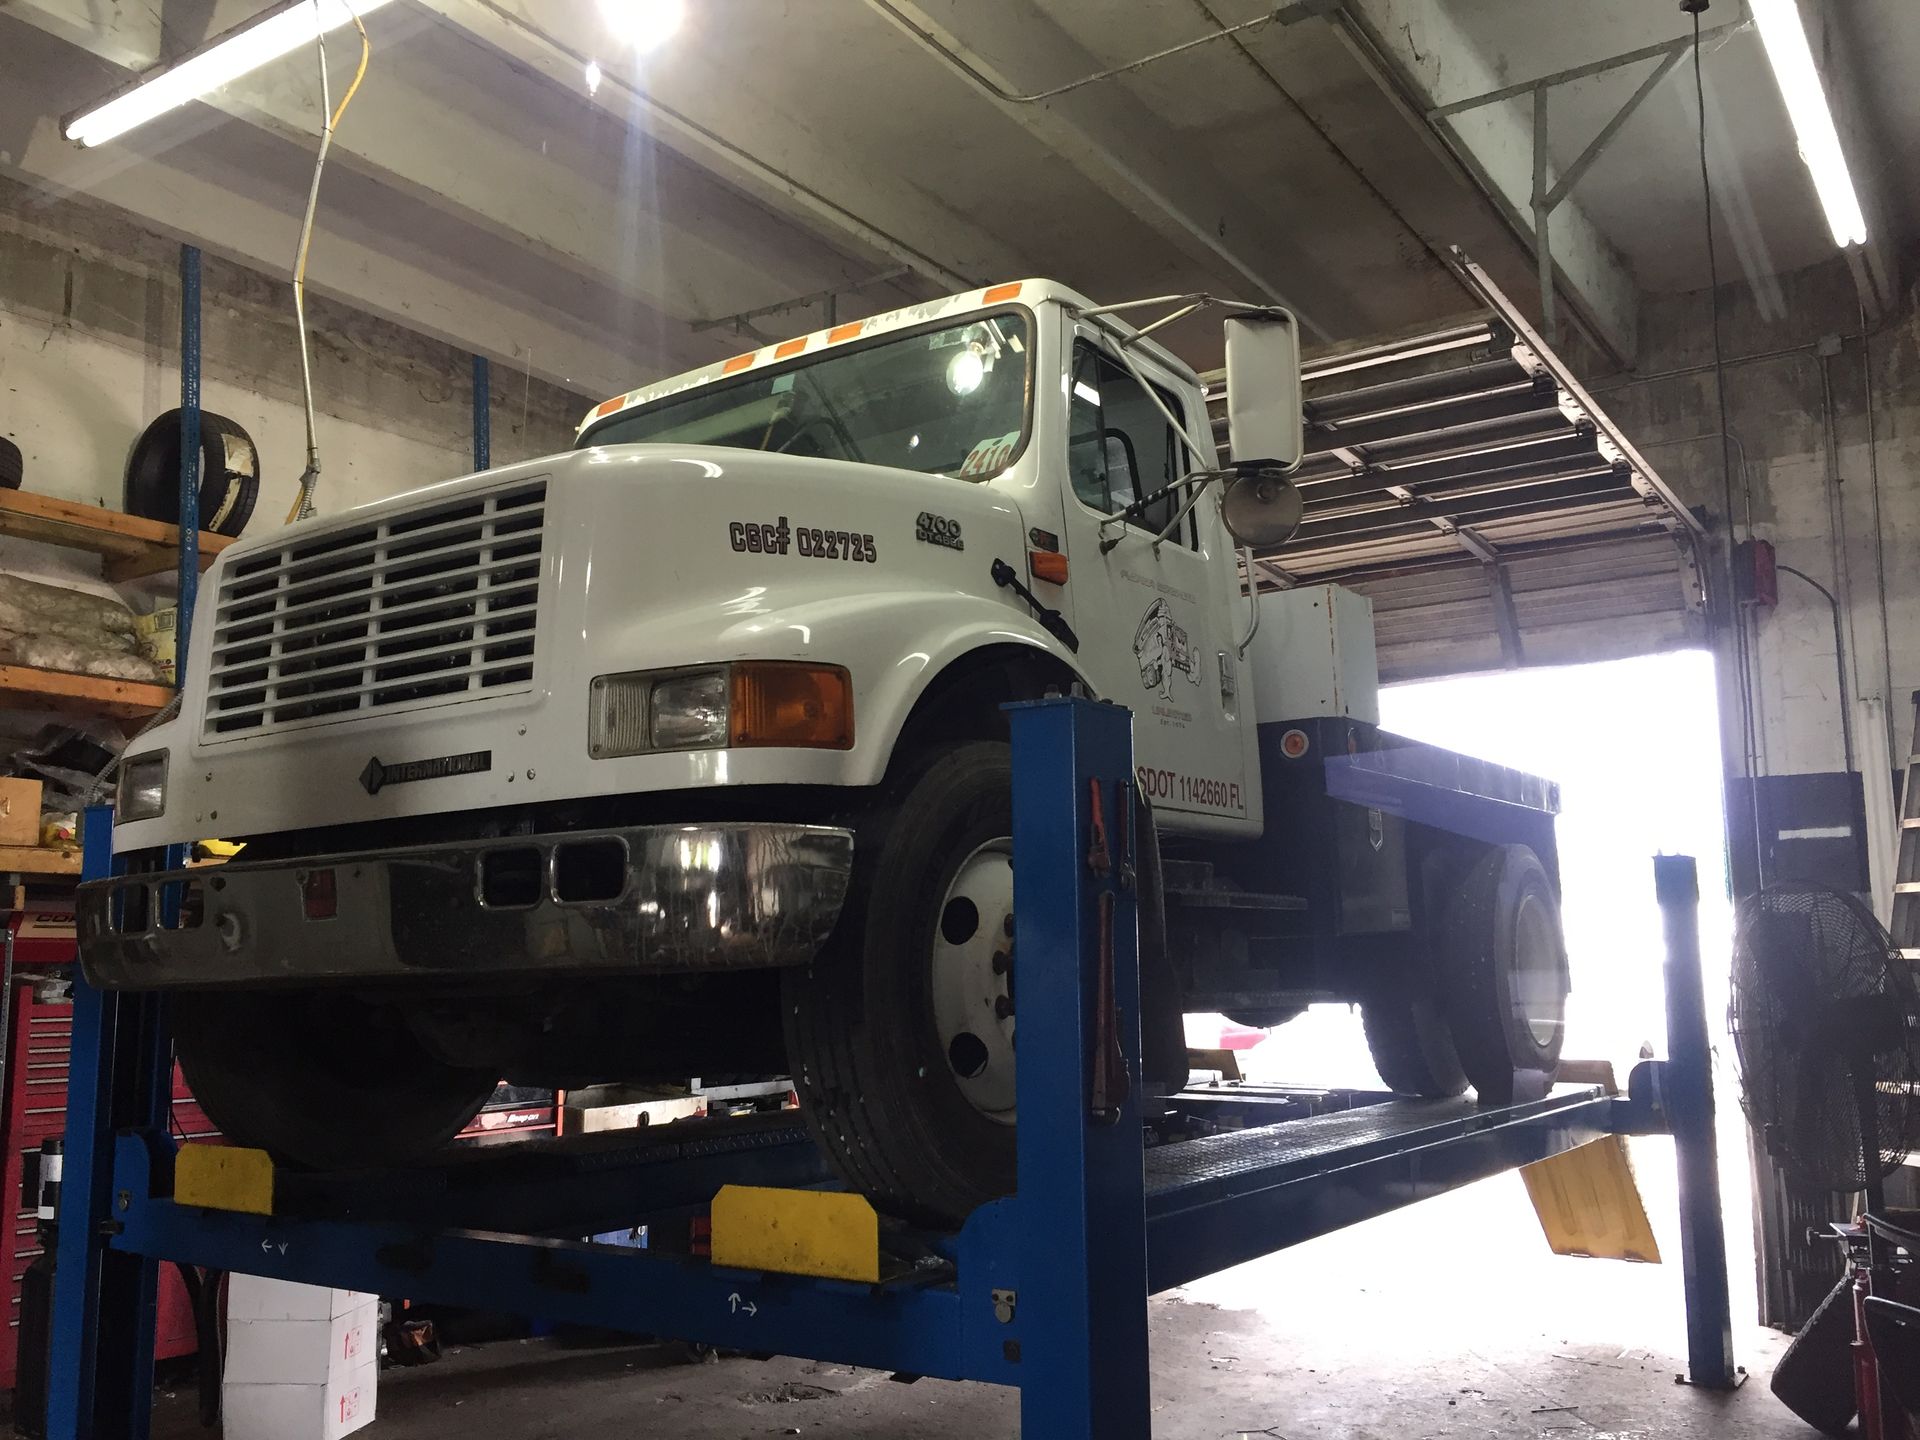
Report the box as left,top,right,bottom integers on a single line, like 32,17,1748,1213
1132,598,1201,700
360,750,492,796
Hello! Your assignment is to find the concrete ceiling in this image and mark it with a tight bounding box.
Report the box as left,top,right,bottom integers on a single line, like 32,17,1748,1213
1,0,1911,397
1438,0,1915,307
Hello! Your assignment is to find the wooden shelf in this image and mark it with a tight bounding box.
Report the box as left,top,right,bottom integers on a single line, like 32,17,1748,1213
0,489,234,583
0,845,81,878
0,664,173,720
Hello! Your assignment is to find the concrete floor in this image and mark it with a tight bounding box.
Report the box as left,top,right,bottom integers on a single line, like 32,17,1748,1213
142,1149,1817,1440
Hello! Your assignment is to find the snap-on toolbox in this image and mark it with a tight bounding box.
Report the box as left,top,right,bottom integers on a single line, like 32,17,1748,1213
1,904,210,1387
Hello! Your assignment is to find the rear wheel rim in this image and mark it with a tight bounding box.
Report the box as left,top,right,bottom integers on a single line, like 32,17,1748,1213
930,838,1016,1124
1511,888,1565,1050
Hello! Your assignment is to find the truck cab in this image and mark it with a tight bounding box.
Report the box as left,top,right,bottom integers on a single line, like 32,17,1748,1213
79,280,1569,1226
571,279,1263,840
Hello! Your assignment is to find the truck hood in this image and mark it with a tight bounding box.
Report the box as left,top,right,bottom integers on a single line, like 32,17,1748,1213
563,442,1034,660
116,444,1063,847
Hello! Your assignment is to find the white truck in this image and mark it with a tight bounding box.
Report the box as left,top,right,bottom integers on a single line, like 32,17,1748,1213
78,279,1570,1224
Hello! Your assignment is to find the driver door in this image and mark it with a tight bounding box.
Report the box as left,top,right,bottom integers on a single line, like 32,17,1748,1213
1055,328,1250,830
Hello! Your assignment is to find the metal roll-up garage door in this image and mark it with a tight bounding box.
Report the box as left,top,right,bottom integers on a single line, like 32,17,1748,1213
1212,253,1707,683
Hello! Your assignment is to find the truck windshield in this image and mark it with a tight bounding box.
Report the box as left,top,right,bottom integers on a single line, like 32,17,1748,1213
580,311,1031,479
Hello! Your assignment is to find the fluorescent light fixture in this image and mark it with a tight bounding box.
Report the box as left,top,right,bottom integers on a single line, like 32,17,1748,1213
1749,0,1868,248
64,0,394,148
598,0,685,52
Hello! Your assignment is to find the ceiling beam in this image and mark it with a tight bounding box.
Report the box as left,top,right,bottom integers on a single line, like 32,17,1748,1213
861,0,1377,343
1329,0,1644,364
10,0,901,344
0,33,663,397
406,0,1032,297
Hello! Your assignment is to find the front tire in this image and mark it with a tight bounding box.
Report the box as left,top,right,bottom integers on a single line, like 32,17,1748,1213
172,990,497,1171
783,742,1017,1225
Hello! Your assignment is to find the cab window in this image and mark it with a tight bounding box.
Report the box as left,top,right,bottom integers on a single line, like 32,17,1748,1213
1066,341,1194,545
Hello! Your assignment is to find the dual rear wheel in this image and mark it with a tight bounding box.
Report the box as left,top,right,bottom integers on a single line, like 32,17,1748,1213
1362,844,1570,1103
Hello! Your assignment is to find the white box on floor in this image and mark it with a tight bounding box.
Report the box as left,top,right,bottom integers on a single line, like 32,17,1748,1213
226,1305,377,1386
223,1356,377,1440
228,1275,375,1323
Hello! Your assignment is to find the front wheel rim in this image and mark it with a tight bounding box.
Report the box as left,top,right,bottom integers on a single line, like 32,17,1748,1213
929,838,1016,1124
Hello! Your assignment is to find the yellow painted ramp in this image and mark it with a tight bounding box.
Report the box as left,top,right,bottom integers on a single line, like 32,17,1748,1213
1522,1134,1661,1263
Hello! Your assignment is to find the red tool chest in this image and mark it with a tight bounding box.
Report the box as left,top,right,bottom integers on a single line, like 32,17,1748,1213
0,906,210,1388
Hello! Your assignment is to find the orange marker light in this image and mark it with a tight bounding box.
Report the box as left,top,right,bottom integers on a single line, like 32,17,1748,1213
730,663,854,750
1029,551,1069,585
983,282,1022,304
774,338,808,359
592,395,625,418
828,322,864,344
722,353,757,374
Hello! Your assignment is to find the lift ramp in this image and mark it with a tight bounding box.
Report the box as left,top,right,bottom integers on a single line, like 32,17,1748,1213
46,699,1732,1440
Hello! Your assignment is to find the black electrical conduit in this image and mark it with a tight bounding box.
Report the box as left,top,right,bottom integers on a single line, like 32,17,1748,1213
1775,563,1855,775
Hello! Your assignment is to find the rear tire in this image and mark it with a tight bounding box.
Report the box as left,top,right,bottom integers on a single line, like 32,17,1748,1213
172,990,497,1171
1440,845,1570,1103
1362,991,1469,1097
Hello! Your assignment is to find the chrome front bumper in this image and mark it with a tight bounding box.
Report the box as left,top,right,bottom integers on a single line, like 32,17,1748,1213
76,823,854,991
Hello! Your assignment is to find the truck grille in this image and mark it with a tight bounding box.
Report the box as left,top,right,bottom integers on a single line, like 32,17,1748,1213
203,481,546,738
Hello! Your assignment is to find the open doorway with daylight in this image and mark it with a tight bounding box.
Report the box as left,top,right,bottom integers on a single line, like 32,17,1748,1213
1188,647,1763,1325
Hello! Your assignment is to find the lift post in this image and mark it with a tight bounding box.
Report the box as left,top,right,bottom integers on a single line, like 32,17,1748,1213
46,698,1732,1439
1655,853,1739,1389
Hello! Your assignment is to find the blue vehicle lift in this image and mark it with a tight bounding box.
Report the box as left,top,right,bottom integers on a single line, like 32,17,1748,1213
44,698,1736,1438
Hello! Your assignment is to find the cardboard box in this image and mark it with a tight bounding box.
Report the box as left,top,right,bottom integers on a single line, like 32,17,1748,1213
228,1275,375,1323
226,1306,376,1386
135,607,177,687
0,777,42,847
224,1356,377,1440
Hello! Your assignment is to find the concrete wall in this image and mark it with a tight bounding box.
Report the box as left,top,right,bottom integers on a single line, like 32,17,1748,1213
0,176,589,557
1593,253,1920,901
5,178,1915,863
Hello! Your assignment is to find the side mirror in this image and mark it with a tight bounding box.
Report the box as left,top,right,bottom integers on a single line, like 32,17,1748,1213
1222,309,1303,471
1220,471,1303,548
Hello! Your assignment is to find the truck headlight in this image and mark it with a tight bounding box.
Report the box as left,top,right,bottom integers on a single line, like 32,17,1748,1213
650,669,730,750
589,663,853,758
116,751,168,822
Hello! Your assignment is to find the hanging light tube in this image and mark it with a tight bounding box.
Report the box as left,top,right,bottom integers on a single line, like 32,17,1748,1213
64,0,393,149
1748,0,1868,248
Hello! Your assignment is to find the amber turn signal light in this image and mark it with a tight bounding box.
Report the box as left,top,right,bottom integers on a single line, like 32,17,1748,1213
730,663,854,750
1028,551,1069,585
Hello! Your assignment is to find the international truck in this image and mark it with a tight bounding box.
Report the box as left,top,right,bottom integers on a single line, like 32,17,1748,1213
78,279,1569,1225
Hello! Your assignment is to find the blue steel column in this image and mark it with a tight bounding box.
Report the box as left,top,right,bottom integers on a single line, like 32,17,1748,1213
1654,854,1737,1388
49,812,171,1439
471,354,491,471
46,245,200,1438
174,245,201,682
1007,698,1151,1440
